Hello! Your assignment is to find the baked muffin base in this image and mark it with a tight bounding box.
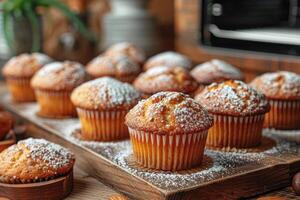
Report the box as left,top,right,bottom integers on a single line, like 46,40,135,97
207,114,265,149
77,108,129,141
35,89,76,118
6,77,35,102
129,128,208,171
264,99,300,130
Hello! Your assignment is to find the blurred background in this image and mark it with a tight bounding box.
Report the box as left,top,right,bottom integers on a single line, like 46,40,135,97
1,0,300,81
0,0,174,65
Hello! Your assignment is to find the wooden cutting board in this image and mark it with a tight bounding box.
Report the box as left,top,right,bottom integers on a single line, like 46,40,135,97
1,92,299,200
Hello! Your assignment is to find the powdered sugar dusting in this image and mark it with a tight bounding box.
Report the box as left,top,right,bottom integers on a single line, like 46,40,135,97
145,51,192,70
8,138,74,169
191,59,243,84
251,71,300,99
87,55,140,76
126,92,213,133
111,149,265,190
71,77,141,109
2,53,52,77
196,80,269,116
105,42,146,64
263,129,300,155
133,66,197,94
1,94,297,192
31,61,86,91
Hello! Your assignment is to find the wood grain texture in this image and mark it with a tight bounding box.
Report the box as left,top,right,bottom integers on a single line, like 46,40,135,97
174,0,300,82
0,91,295,200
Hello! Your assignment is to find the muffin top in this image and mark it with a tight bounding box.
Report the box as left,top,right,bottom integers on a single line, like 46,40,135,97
31,61,87,91
144,51,192,71
125,92,213,134
105,42,146,65
86,55,141,79
2,53,52,78
0,138,75,184
71,77,141,110
195,80,269,116
191,59,243,85
250,71,300,100
133,66,198,95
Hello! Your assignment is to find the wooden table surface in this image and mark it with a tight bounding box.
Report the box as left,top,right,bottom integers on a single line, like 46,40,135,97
0,83,299,200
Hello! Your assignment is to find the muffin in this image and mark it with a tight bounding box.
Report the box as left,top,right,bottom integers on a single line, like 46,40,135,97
133,66,198,98
0,138,75,184
125,92,213,171
31,61,87,118
104,42,146,65
251,71,300,129
195,80,269,149
2,53,52,102
191,59,244,94
144,51,192,71
71,77,141,141
0,112,13,141
86,55,141,83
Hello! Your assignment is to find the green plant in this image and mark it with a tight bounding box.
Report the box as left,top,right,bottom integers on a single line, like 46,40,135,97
1,0,95,52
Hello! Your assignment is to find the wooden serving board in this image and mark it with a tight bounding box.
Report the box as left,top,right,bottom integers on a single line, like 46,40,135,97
1,92,298,200
0,171,73,200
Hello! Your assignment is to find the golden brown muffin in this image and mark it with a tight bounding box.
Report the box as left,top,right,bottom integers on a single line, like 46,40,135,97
104,42,146,65
125,91,213,171
0,138,75,184
251,71,300,129
144,51,192,71
86,54,141,83
2,53,52,102
191,59,244,95
31,61,87,118
195,80,269,149
0,112,14,141
133,66,198,97
71,77,141,141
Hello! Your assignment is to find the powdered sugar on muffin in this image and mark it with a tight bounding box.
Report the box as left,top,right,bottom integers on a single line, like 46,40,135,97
0,138,74,183
133,66,198,95
71,77,141,110
191,59,243,84
2,53,53,78
250,71,300,100
31,61,86,91
144,51,192,70
195,80,269,116
87,55,140,78
105,42,146,65
125,91,213,134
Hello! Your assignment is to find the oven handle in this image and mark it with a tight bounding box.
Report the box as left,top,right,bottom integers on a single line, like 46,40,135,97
208,24,300,46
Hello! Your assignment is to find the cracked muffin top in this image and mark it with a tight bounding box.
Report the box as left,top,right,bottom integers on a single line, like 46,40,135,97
191,59,243,85
195,80,269,116
104,42,146,65
2,53,52,78
86,54,141,82
133,66,198,95
71,77,141,110
144,51,192,71
31,61,87,91
0,138,75,184
125,91,213,134
250,71,300,100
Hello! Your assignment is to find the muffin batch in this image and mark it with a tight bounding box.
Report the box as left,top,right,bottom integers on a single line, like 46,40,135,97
1,42,300,197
